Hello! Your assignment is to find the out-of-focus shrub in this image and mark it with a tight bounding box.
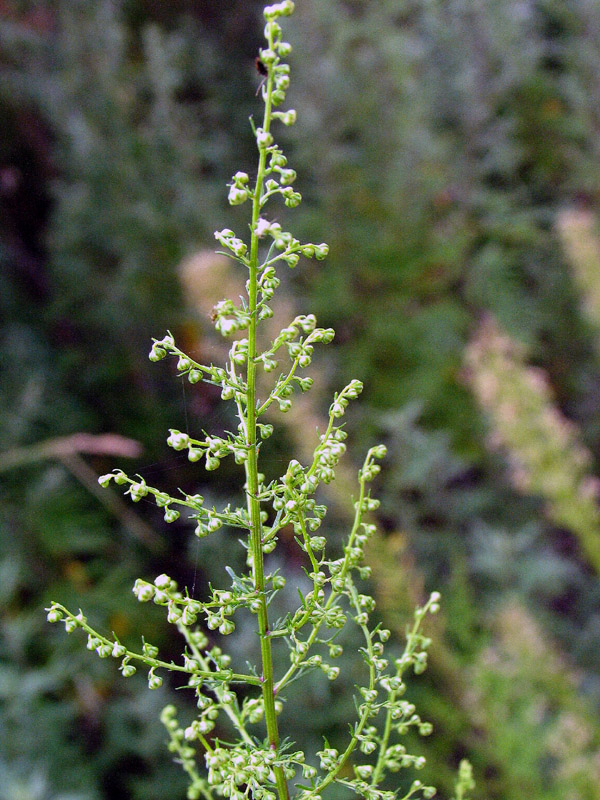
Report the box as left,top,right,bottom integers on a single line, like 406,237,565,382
466,317,600,573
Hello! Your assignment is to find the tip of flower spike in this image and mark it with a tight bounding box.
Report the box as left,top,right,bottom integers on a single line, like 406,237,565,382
264,1,295,20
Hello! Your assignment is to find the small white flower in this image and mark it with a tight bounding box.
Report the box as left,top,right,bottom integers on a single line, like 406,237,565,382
255,217,271,237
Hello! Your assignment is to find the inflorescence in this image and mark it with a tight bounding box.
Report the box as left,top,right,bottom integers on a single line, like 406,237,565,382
47,4,456,800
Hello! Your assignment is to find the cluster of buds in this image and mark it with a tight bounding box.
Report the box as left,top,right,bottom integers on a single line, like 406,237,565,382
227,171,251,206
211,298,251,337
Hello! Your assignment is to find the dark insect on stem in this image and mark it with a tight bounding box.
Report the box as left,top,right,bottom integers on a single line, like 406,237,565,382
255,57,268,76
255,56,268,96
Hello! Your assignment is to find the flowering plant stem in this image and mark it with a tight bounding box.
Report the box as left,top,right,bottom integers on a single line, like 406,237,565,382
46,5,472,800
245,34,288,800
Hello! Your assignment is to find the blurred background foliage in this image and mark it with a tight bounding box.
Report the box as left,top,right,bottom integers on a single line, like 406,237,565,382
2,0,600,798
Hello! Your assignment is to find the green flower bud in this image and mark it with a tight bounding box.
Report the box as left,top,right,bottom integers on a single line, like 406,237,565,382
149,346,166,362
259,48,277,65
129,482,148,502
256,128,274,148
46,607,63,623
148,669,163,689
279,168,296,185
153,589,169,605
208,517,222,532
154,574,171,589
120,661,136,678
167,430,189,451
133,580,155,602
143,642,160,658
228,185,249,205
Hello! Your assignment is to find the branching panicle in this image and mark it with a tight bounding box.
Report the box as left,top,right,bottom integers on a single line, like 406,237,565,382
47,4,472,800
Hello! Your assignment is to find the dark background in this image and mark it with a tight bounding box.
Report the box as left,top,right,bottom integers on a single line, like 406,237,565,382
2,1,600,798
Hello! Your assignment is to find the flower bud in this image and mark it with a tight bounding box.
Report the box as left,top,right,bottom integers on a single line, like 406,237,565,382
133,580,155,602
46,607,63,623
256,128,274,148
371,444,387,459
284,190,301,208
279,168,296,185
143,642,160,658
148,669,163,689
228,186,249,206
129,482,148,502
167,430,189,451
255,217,271,237
208,516,222,532
259,48,277,65
154,574,171,590
219,619,235,635
153,590,169,605
281,109,296,126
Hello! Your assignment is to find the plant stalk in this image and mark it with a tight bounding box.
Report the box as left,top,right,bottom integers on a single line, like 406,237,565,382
244,48,290,800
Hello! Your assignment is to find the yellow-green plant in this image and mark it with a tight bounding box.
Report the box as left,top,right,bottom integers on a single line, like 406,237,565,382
47,5,463,800
557,208,600,347
470,602,600,800
465,317,600,572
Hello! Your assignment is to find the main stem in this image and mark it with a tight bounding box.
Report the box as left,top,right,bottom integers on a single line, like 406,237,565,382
244,58,290,800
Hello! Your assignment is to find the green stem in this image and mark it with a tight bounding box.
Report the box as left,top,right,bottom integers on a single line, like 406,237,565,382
275,462,369,695
177,622,255,747
50,604,259,683
244,41,290,800
371,603,434,787
306,582,378,799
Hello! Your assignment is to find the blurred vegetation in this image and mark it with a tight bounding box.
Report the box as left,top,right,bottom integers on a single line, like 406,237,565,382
2,1,600,798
